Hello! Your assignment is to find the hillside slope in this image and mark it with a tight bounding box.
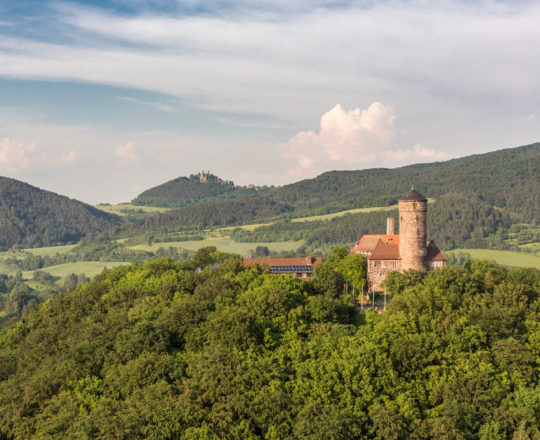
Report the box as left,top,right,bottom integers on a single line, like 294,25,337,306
142,195,294,229
139,143,538,234
0,256,538,439
271,142,540,221
132,172,266,208
0,177,119,250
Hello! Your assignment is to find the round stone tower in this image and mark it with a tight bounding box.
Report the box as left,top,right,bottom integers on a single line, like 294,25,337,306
398,187,427,271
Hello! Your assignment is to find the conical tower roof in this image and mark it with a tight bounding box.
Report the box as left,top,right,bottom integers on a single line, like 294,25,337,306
399,187,427,201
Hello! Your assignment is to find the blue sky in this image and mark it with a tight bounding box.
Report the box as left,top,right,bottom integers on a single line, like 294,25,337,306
1,0,539,203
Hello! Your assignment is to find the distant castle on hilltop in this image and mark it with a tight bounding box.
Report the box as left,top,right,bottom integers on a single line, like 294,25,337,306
199,170,211,183
351,188,447,291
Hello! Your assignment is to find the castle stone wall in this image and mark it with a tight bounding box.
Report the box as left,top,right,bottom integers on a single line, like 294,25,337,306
398,199,427,271
368,259,401,291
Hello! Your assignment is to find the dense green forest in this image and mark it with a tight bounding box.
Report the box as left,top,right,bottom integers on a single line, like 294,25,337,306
142,195,294,229
0,143,537,255
132,173,268,208
0,250,539,439
137,144,538,242
0,270,92,325
269,142,540,222
0,177,120,250
231,194,510,252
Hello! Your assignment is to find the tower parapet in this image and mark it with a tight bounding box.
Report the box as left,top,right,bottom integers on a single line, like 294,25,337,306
398,188,427,271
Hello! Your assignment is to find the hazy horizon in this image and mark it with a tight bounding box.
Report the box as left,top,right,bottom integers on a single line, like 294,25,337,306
1,0,540,203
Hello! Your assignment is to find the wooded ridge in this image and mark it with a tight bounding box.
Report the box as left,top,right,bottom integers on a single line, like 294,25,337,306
0,252,538,439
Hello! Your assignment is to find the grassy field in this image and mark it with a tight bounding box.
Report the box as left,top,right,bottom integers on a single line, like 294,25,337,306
447,249,540,269
220,222,275,232
22,261,128,281
291,198,435,223
23,244,78,257
0,261,17,275
129,238,304,255
95,203,172,217
292,205,398,223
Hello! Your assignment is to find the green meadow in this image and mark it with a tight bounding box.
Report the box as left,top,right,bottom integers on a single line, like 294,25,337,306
220,222,275,231
291,205,397,223
95,203,172,217
22,261,128,281
129,238,304,255
447,248,540,269
23,244,78,257
291,199,435,223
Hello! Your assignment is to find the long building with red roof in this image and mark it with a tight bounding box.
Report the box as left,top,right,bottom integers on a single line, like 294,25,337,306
243,256,323,280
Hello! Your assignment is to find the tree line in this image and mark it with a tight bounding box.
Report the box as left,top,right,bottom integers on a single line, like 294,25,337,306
0,248,538,439
231,194,511,252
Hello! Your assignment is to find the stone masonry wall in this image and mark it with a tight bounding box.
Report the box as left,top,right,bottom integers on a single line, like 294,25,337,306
398,199,427,271
368,259,401,291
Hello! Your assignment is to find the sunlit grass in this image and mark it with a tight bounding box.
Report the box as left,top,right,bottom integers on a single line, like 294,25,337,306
129,238,304,255
447,248,540,269
22,261,128,281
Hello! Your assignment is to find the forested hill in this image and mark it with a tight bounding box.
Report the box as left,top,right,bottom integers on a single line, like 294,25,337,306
132,172,266,208
1,254,539,438
136,143,539,225
271,142,540,221
143,195,294,229
0,177,119,250
139,143,539,233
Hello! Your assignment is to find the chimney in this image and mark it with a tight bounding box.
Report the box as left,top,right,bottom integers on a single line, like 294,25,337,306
386,217,394,235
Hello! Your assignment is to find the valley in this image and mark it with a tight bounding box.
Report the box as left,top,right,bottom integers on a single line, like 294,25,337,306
3,4,539,437
0,142,538,323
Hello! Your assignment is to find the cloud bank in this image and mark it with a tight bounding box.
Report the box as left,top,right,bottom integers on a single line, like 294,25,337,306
280,103,452,180
0,1,539,202
0,137,75,173
0,138,36,171
115,142,138,162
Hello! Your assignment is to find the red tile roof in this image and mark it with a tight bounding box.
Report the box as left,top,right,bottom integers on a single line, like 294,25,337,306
368,240,400,260
350,234,399,254
243,256,322,268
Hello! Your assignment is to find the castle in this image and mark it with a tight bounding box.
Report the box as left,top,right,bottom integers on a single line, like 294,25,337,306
199,170,211,183
350,188,447,291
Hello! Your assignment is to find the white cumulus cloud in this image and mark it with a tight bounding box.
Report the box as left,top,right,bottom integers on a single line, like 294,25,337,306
0,137,36,171
279,103,453,180
115,142,138,162
0,137,78,172
58,150,76,164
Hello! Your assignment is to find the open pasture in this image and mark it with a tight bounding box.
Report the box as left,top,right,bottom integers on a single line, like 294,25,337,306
129,238,303,255
291,199,435,223
447,249,540,269
23,244,78,257
292,205,398,223
95,203,172,217
22,261,128,281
